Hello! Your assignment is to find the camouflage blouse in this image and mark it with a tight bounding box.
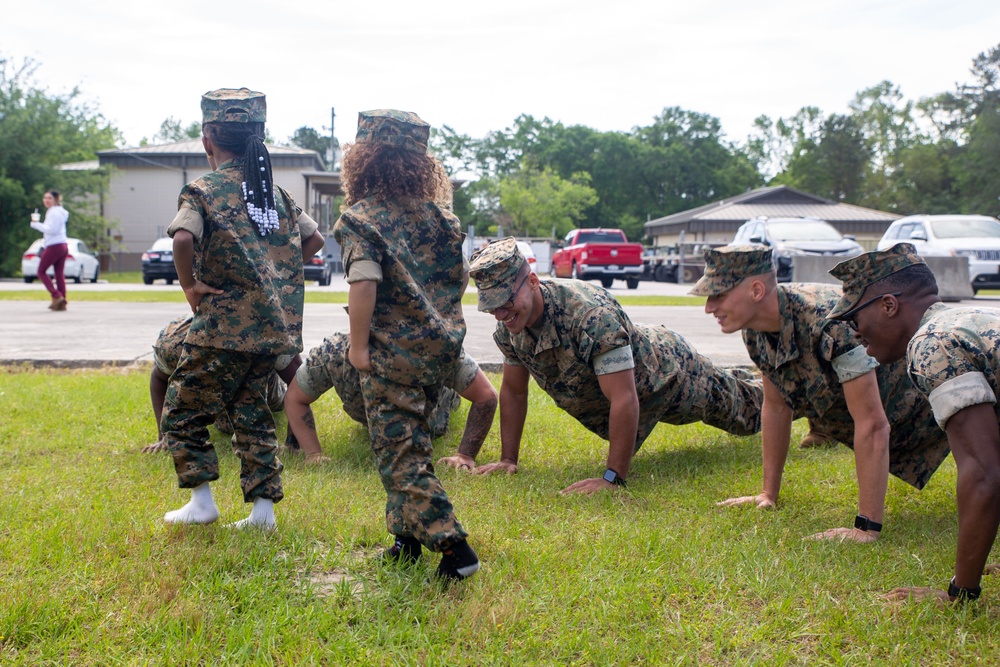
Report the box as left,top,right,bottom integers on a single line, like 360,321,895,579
744,283,947,488
168,160,305,356
334,197,466,386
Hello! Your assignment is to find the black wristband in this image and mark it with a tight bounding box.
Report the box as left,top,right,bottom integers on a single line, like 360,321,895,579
948,577,981,601
854,515,883,532
603,468,627,487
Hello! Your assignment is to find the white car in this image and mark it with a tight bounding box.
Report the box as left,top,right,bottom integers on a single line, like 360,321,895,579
877,214,1000,293
515,241,538,273
21,238,101,284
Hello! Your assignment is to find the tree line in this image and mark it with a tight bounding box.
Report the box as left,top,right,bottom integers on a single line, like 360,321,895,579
431,43,1000,242
1,44,997,276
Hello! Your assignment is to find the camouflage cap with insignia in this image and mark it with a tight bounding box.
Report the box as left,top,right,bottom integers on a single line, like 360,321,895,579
355,109,430,154
469,237,528,312
828,243,926,319
201,88,266,124
688,245,774,297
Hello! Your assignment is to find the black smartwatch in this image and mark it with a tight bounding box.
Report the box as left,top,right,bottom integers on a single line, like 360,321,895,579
948,577,982,601
854,514,883,533
602,468,626,487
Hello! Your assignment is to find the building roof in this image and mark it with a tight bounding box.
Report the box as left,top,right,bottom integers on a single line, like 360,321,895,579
644,185,898,234
58,160,101,171
97,140,326,171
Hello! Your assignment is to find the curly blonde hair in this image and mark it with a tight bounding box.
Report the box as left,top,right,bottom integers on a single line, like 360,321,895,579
340,142,449,207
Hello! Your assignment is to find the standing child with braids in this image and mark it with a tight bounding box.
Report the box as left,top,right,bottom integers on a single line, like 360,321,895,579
160,88,324,530
334,109,479,581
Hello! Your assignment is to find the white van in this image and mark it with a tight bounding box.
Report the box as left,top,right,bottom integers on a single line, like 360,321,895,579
877,214,1000,293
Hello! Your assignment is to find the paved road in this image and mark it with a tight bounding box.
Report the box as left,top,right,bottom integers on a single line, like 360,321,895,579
3,276,993,370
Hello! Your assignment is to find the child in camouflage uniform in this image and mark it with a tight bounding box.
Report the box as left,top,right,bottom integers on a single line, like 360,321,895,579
334,109,479,580
143,314,300,455
160,88,324,530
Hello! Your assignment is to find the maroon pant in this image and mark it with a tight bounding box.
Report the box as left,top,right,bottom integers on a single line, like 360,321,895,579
37,243,68,299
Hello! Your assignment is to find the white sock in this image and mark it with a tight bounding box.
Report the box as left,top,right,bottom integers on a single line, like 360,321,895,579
226,497,276,531
164,482,219,525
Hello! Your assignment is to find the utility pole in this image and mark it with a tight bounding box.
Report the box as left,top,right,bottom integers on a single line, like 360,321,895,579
330,107,336,170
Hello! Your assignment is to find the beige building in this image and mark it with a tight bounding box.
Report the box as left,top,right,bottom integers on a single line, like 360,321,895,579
92,140,340,270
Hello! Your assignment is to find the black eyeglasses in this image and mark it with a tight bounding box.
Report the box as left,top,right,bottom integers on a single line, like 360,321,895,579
486,272,530,314
845,292,901,331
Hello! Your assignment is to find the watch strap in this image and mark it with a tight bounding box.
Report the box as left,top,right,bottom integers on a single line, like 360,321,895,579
854,514,882,532
602,468,626,487
948,577,982,601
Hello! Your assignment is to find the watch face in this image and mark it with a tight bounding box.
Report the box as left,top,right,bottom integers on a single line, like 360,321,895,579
603,469,617,484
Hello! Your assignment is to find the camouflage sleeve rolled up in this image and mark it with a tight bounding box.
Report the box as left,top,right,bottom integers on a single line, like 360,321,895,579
443,350,480,394
907,304,1000,429
297,210,319,239
333,209,382,278
574,303,633,365
831,345,879,383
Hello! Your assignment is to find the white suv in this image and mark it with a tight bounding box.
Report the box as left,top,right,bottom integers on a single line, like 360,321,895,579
877,214,1000,293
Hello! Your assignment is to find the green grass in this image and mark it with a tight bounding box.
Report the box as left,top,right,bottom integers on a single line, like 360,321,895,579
102,271,144,284
0,290,705,307
2,367,999,665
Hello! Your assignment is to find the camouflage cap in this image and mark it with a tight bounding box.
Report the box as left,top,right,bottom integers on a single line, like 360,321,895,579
688,245,774,296
355,109,430,154
828,243,926,319
201,88,266,124
469,237,528,312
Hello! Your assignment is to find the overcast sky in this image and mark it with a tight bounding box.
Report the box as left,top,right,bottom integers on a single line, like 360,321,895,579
4,1,1000,151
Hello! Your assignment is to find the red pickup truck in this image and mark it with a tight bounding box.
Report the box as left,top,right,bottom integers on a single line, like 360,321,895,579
550,228,645,289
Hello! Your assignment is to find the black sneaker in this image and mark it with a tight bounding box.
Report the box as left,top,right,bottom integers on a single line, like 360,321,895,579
436,540,480,581
381,535,422,564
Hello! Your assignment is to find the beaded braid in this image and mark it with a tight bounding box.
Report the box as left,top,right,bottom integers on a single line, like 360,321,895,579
241,135,279,235
203,122,279,236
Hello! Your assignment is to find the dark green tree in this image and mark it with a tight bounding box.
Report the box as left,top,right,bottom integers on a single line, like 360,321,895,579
952,44,1000,216
778,113,871,202
150,117,201,144
288,126,332,169
0,56,120,276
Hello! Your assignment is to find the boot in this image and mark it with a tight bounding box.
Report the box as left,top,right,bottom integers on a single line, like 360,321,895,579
799,421,836,448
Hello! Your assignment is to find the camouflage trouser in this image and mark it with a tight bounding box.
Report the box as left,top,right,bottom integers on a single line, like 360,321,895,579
637,363,763,448
295,334,460,437
429,386,460,438
360,371,467,552
161,344,284,503
213,371,286,435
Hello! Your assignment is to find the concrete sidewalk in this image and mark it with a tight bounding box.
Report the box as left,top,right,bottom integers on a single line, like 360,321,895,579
4,277,993,370
0,277,755,369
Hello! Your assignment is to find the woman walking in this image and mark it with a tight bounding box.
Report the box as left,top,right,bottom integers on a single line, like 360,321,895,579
31,190,70,311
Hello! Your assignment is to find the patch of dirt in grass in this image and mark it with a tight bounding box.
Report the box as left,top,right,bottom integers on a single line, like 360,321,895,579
307,569,364,598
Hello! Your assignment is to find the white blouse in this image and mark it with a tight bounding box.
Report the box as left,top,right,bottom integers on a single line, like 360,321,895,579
31,205,69,246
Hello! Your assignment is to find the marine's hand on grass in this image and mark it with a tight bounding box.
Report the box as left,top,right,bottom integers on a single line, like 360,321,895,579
717,493,775,509
880,587,952,604
472,460,518,475
560,477,619,495
438,454,476,471
141,439,167,453
804,526,879,543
